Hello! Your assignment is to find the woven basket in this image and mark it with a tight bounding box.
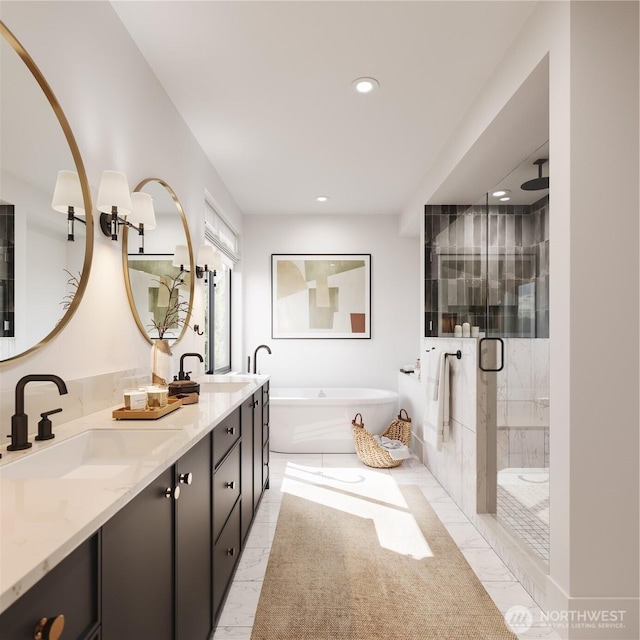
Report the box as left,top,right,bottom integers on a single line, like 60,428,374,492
352,409,412,469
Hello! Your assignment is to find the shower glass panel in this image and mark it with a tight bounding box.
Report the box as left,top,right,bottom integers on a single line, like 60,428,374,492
424,185,550,568
485,189,550,568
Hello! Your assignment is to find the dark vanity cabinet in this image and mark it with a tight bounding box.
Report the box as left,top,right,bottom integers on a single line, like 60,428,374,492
1,383,270,640
102,433,213,640
102,466,175,640
175,434,213,640
240,384,270,544
262,381,270,493
0,535,100,640
240,394,256,543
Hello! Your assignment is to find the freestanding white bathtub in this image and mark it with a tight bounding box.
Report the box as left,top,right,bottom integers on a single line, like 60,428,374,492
269,388,398,453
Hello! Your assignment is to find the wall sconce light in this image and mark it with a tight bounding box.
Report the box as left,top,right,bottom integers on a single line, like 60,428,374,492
97,170,132,241
129,192,156,253
196,245,222,283
97,171,156,252
51,170,86,241
172,245,190,272
173,244,222,284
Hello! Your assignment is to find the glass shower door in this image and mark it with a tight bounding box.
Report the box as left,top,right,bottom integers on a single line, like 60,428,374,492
480,189,551,568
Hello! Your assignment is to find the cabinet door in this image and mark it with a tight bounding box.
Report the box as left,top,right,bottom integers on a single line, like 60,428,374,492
176,435,212,640
102,467,174,640
253,391,263,511
240,395,254,543
0,535,99,640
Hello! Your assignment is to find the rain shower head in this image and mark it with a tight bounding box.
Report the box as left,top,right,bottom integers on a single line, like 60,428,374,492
521,158,549,191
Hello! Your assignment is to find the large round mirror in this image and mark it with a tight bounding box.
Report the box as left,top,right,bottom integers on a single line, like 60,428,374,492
122,178,194,345
0,22,93,362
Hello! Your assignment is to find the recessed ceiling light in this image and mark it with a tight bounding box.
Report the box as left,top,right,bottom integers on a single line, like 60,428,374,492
499,196,511,202
315,196,329,202
352,77,379,94
492,189,511,197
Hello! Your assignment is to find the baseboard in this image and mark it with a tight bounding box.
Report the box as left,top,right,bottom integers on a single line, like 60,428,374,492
545,577,639,640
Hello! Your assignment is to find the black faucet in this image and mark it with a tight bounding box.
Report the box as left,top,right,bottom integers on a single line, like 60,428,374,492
8,374,68,451
253,344,272,374
177,353,204,381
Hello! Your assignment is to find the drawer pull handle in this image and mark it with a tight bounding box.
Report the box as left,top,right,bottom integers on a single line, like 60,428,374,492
225,481,236,490
226,547,236,556
165,485,180,500
179,472,193,485
226,427,236,435
252,400,259,408
264,461,269,466
34,614,65,640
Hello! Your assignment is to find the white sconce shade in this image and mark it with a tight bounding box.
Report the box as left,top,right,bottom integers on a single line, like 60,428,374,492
129,192,156,229
96,170,132,216
51,170,85,215
196,244,222,271
172,245,190,270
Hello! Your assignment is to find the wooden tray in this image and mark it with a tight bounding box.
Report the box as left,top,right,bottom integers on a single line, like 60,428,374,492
112,397,183,420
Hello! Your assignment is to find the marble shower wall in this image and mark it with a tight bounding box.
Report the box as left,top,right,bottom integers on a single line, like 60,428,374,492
421,336,486,517
497,338,550,470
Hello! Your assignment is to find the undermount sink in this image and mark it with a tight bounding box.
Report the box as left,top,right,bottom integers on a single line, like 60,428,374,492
199,381,252,393
0,429,181,480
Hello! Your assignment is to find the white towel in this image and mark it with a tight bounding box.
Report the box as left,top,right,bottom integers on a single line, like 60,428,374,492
436,352,451,443
373,435,411,460
422,349,451,450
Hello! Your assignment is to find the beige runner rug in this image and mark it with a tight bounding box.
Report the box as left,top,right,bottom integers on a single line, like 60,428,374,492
251,484,518,639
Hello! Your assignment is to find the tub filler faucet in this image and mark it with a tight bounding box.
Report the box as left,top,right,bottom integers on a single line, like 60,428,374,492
253,344,272,374
8,374,68,451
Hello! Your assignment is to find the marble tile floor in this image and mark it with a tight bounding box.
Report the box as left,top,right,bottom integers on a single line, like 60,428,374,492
497,468,550,565
213,453,560,640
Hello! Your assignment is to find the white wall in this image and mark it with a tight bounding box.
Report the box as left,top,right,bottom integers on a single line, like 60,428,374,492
0,2,244,391
242,213,419,391
406,2,639,637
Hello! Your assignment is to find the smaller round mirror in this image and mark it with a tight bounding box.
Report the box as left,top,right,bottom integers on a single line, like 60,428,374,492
122,178,194,345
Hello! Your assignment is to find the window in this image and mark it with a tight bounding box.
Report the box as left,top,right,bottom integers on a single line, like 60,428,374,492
204,197,239,374
206,264,231,373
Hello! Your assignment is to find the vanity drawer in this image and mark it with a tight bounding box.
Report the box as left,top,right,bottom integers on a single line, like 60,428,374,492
213,442,240,541
0,535,99,640
213,500,241,620
213,409,240,468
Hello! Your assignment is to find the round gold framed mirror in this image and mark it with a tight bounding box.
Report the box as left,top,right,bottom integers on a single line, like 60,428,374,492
122,178,194,345
0,22,94,362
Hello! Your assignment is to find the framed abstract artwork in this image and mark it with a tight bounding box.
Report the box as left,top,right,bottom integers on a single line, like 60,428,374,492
271,254,371,339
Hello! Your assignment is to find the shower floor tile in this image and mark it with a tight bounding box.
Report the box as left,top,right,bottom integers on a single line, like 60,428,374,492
497,467,549,565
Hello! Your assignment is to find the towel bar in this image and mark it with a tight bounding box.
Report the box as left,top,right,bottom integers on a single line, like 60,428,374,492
445,350,462,360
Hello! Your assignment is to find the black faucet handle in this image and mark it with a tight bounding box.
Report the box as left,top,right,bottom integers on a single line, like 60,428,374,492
185,371,191,380
35,408,62,442
41,408,63,418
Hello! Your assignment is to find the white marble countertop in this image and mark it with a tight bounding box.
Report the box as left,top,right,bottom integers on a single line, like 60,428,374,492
0,373,268,614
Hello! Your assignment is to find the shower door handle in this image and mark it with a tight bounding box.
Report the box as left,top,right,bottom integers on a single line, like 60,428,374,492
479,337,504,372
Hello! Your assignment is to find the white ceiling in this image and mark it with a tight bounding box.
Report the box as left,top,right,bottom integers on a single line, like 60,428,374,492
113,1,546,217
